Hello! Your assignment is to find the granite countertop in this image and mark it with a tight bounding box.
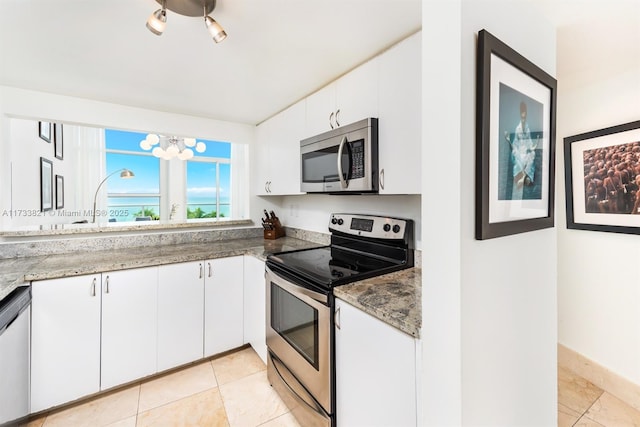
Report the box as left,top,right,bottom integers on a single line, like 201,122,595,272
334,267,422,338
0,236,422,338
0,236,321,301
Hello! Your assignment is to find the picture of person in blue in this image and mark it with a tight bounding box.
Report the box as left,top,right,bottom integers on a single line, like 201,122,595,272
504,101,540,190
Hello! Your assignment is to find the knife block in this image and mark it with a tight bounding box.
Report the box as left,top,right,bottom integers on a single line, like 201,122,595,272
264,220,285,240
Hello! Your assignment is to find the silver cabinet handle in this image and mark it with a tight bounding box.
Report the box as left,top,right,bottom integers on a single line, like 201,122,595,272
380,168,385,190
199,263,203,279
335,306,341,330
208,262,212,278
265,181,268,193
91,277,97,297
329,111,335,129
335,109,341,127
104,276,110,294
268,181,271,193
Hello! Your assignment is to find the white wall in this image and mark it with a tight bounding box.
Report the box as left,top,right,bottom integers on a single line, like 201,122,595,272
7,119,102,227
421,1,558,425
557,57,640,382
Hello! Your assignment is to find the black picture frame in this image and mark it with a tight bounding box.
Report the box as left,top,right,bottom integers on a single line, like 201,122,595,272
54,123,64,160
565,120,640,234
475,29,557,240
55,174,64,210
39,121,52,143
40,157,53,212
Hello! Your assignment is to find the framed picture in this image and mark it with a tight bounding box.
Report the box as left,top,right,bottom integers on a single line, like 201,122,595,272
54,123,64,160
475,29,557,240
55,174,64,209
40,157,53,212
39,121,52,143
565,120,640,234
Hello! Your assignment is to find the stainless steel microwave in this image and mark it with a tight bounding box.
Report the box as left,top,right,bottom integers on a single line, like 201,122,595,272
300,118,378,193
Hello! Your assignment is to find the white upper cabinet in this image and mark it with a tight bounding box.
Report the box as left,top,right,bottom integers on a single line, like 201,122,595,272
377,31,422,194
254,102,306,195
334,58,379,128
305,58,379,137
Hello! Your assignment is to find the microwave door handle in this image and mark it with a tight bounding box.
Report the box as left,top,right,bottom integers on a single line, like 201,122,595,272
337,136,349,189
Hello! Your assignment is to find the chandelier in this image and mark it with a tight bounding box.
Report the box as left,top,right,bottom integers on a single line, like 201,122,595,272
146,0,227,44
140,134,206,160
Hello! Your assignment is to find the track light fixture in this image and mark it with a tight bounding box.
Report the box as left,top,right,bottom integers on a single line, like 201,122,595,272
146,0,167,35
145,0,227,44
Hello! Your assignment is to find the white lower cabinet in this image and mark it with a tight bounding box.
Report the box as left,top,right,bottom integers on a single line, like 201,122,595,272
31,274,102,412
100,267,159,390
30,256,249,412
335,298,417,427
204,256,244,356
242,255,267,363
157,261,204,371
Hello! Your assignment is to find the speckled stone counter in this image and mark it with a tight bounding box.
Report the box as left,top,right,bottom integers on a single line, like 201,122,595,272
334,267,421,338
0,236,322,302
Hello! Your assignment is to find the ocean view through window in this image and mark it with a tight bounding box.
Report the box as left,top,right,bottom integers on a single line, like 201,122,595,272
105,129,232,222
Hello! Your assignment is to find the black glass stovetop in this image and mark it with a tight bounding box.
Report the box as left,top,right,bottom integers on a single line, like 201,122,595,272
266,245,403,289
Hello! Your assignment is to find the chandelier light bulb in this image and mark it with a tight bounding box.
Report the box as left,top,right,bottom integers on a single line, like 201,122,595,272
142,134,205,160
146,134,160,145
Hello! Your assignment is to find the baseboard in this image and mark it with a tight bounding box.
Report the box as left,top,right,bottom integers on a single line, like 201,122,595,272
558,343,640,412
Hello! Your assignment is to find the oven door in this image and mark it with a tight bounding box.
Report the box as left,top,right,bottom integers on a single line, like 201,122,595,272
265,266,332,415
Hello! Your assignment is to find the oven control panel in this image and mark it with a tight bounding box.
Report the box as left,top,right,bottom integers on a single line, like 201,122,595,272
329,213,410,239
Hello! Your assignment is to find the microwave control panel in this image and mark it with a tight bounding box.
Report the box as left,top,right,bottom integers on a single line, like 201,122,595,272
349,140,365,179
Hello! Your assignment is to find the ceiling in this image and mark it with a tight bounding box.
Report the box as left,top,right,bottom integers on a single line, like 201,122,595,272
0,1,637,126
0,0,422,126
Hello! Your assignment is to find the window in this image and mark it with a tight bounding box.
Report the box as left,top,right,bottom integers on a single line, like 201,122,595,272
105,130,160,222
104,130,233,222
186,140,231,219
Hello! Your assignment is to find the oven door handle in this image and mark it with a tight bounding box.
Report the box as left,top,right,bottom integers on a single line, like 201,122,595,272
270,352,328,419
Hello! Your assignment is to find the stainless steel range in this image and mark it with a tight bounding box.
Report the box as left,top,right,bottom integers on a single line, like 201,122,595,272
265,213,414,427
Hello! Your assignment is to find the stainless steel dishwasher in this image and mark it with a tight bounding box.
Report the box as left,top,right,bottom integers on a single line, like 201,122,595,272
0,286,31,424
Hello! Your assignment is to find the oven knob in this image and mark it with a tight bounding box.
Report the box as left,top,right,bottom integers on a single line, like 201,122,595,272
392,224,401,233
331,217,338,225
383,224,391,232
337,218,344,225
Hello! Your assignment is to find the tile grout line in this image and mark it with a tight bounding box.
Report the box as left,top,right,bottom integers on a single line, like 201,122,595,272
209,359,232,427
571,389,605,427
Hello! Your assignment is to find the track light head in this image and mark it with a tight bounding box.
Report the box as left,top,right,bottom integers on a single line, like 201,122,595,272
205,16,227,43
146,8,167,35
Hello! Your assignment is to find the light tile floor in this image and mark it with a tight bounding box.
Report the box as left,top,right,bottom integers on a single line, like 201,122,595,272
22,347,301,427
559,365,640,426
23,350,640,427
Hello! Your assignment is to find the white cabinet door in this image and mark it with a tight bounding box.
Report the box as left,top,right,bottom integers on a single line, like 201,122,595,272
242,255,267,364
335,298,417,427
268,102,306,195
378,31,422,194
204,256,244,356
101,267,158,390
335,57,379,126
31,274,101,412
305,83,336,137
157,261,204,371
254,118,273,196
